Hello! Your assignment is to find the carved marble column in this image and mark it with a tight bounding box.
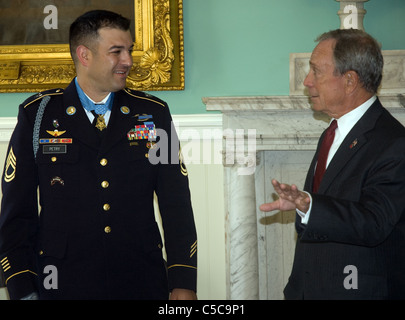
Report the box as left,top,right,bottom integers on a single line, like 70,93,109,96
336,0,369,30
225,162,259,299
203,96,328,300
222,121,259,299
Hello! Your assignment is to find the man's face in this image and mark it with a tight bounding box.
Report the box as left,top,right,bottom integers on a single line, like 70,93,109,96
86,27,134,97
304,39,347,118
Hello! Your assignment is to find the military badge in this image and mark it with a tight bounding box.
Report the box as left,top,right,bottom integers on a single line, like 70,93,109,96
46,129,66,137
50,176,65,186
120,106,130,114
66,106,76,115
138,115,153,121
127,122,157,141
134,114,153,122
146,141,157,149
40,138,73,144
95,114,107,131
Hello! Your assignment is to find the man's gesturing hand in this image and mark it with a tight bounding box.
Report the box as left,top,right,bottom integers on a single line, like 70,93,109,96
259,179,311,213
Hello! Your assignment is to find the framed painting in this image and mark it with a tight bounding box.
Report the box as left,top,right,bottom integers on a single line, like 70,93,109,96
0,0,184,92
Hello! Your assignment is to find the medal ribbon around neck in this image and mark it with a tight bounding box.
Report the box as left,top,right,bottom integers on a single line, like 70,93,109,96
75,78,114,115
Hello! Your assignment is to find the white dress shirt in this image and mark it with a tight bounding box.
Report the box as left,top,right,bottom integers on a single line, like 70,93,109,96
298,95,377,224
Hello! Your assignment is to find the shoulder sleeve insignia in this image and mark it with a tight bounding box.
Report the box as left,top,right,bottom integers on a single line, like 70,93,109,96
123,88,166,108
23,88,64,109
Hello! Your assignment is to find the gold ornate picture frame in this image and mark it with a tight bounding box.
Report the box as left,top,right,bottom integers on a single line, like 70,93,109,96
0,0,184,92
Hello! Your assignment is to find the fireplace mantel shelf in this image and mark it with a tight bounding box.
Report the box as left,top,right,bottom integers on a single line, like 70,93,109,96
203,94,405,112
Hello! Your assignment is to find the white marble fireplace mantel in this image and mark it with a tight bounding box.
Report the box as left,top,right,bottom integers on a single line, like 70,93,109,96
204,94,405,152
203,94,405,299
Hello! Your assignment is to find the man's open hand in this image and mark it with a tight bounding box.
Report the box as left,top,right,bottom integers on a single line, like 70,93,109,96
259,179,311,213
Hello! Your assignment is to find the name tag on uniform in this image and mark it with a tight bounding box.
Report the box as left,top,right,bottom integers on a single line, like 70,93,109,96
43,145,67,154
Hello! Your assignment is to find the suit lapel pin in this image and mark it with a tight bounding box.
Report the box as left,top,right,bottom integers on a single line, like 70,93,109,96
350,139,358,149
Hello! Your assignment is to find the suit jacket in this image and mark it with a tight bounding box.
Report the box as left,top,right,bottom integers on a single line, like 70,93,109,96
284,98,405,300
0,80,197,300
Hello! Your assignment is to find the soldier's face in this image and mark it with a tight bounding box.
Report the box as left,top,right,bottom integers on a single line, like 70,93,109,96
86,27,134,97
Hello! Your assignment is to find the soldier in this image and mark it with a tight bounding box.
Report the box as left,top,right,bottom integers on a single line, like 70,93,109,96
0,10,197,300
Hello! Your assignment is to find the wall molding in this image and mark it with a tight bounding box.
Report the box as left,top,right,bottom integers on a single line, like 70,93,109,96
290,50,405,96
172,114,223,140
0,117,16,142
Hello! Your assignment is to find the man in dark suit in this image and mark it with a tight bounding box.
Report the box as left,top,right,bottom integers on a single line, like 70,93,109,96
0,10,197,300
260,29,405,299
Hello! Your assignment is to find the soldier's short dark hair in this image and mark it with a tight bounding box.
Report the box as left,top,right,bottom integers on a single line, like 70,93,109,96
69,10,131,62
316,29,384,94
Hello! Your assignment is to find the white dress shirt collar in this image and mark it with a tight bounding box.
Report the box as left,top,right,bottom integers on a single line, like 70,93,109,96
334,95,377,139
327,95,377,167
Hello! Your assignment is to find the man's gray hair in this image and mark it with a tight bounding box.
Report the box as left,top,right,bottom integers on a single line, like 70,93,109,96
316,29,384,94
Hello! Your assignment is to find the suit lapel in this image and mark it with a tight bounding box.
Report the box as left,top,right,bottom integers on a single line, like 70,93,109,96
317,99,384,194
318,132,367,193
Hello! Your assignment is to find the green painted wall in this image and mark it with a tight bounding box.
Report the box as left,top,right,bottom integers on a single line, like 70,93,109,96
0,0,404,116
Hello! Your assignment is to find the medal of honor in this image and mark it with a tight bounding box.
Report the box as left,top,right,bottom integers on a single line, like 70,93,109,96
95,114,107,131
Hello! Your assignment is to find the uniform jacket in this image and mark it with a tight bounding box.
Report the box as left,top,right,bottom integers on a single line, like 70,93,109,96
284,99,405,300
0,80,197,300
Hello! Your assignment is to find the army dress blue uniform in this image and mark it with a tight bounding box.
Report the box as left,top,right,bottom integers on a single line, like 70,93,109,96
0,80,197,300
